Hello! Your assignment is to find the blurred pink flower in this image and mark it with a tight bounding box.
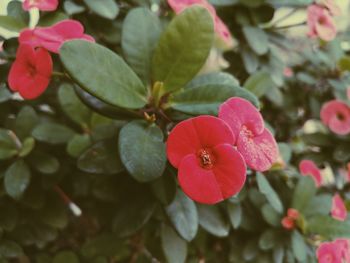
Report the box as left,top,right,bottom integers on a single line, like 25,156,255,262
167,0,234,49
307,4,336,41
347,87,350,100
299,160,322,187
318,0,341,16
335,239,350,262
281,217,295,230
22,0,58,11
317,241,341,263
283,67,293,78
331,193,347,221
19,19,94,54
320,100,350,135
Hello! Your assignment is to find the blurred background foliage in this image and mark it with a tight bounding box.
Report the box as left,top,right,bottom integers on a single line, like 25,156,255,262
0,0,350,262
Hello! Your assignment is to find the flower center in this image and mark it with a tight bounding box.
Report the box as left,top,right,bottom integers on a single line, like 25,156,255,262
336,112,345,121
27,63,37,77
197,149,214,169
318,16,327,25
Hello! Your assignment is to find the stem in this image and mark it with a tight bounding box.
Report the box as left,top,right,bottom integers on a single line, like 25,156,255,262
7,130,22,150
54,186,82,216
272,21,306,30
52,71,69,79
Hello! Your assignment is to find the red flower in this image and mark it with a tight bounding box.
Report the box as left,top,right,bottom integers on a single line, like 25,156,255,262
287,208,300,220
320,100,350,135
22,0,58,11
281,208,300,230
166,115,246,204
218,97,278,172
307,4,337,41
8,44,52,100
167,0,234,49
299,159,322,187
19,19,95,54
331,193,347,221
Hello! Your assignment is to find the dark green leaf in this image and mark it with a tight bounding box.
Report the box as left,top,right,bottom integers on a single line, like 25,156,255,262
119,120,166,182
0,15,25,31
83,0,119,19
243,239,258,261
152,6,214,93
0,240,23,259
29,152,59,174
227,202,242,229
67,134,91,158
291,176,316,212
15,106,39,140
78,140,123,175
307,216,350,238
259,229,280,251
122,7,161,83
32,123,75,144
4,160,31,199
291,231,307,262
0,129,18,160
166,190,198,241
52,251,79,263
150,170,177,205
244,71,276,98
242,26,269,55
261,204,282,227
60,40,147,109
18,137,35,157
256,173,283,213
197,204,230,237
161,224,187,263
58,83,91,126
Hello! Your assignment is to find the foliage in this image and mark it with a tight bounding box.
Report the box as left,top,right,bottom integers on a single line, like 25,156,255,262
0,0,349,262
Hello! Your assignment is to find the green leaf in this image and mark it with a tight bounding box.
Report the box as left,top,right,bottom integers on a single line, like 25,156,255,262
15,106,39,140
29,152,60,174
227,202,242,229
118,120,166,182
52,251,79,263
7,1,29,25
209,0,239,5
291,231,307,262
40,198,68,229
66,134,91,158
161,224,187,263
112,194,156,237
197,204,230,237
32,123,75,144
18,137,35,157
152,6,214,93
166,190,198,242
242,26,269,55
239,0,265,7
4,160,31,200
259,229,280,251
150,170,177,205
307,216,350,238
304,194,333,217
78,140,123,175
60,40,147,109
0,15,26,31
0,85,12,103
256,173,283,213
291,176,316,212
64,1,85,15
273,245,284,263
244,71,276,98
122,7,161,83
58,83,91,126
0,129,18,160
243,240,259,261
261,204,282,227
0,240,23,259
83,0,119,20
242,45,259,74
168,83,258,115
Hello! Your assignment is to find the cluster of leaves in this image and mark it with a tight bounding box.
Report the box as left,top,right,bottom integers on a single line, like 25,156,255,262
0,0,350,262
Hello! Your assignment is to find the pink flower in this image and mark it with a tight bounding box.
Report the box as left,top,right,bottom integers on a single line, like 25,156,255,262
335,239,350,262
299,160,322,187
331,193,347,221
287,208,300,220
281,217,295,230
166,115,247,204
283,67,294,78
317,242,341,263
8,44,52,99
19,19,95,54
347,87,350,100
317,0,341,16
320,100,350,135
307,4,336,41
167,0,234,49
218,97,279,172
22,0,58,11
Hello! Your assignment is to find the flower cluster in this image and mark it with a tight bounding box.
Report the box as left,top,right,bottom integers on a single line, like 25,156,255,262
321,100,350,135
281,208,300,230
8,1,94,100
166,97,278,204
167,0,233,49
317,239,350,263
307,0,339,41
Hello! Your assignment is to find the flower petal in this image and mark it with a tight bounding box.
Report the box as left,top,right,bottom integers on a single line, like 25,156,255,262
331,193,347,221
299,160,322,187
167,115,235,168
219,97,264,139
178,144,246,204
237,127,278,172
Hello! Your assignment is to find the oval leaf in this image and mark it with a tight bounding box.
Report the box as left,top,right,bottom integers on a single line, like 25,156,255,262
197,204,230,237
161,224,187,263
4,160,31,200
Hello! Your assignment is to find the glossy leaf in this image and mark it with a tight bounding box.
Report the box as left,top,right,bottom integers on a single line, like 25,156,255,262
197,204,230,237
32,123,75,144
152,6,214,93
291,176,316,212
83,0,119,20
242,26,269,55
60,40,147,109
4,160,31,200
256,173,283,213
161,224,187,263
0,129,18,160
118,120,166,182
